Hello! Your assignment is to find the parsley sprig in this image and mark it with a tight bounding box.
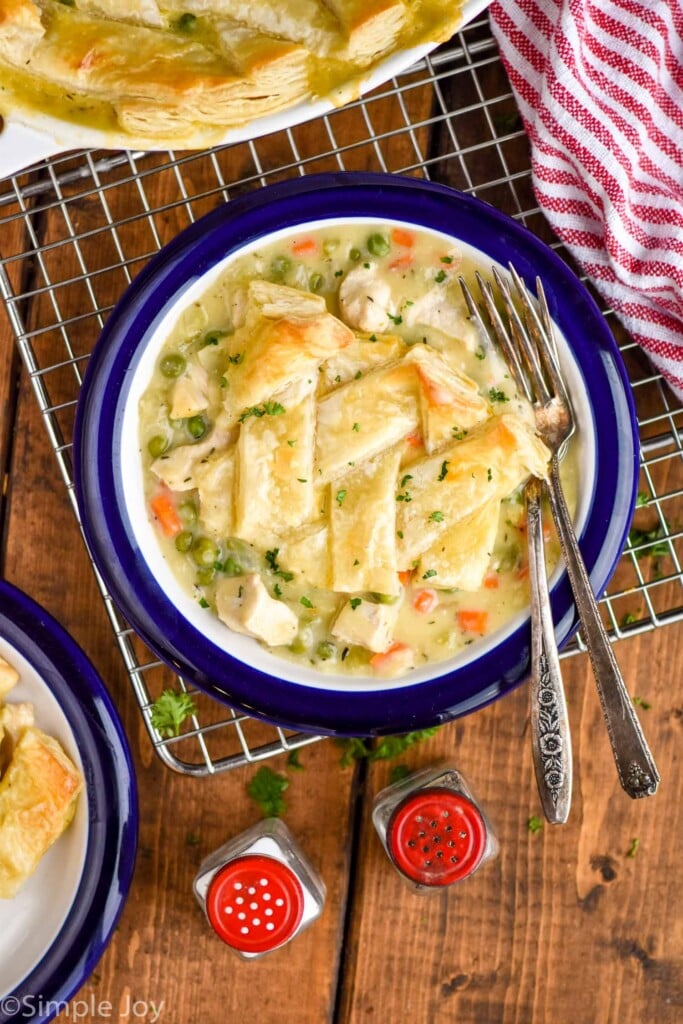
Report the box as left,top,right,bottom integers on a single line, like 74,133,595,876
150,689,196,738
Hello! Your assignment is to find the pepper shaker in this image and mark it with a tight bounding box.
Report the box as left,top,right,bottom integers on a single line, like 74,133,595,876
193,818,325,957
372,765,498,891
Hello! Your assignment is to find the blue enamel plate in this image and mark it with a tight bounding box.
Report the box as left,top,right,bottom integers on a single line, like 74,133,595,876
0,580,137,1024
73,173,638,737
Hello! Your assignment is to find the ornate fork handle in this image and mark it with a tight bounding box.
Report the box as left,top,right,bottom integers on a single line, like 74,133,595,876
526,477,572,823
547,455,659,798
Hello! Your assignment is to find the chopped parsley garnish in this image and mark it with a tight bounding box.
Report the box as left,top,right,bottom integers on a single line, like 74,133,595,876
349,598,362,610
198,597,210,609
422,568,437,579
369,334,377,342
300,596,314,608
150,689,196,739
239,401,286,422
400,473,413,488
438,461,449,482
265,547,294,581
628,521,670,559
475,347,486,360
397,529,404,539
626,837,640,858
228,352,244,364
440,256,453,264
247,766,289,817
287,439,297,447
352,422,360,432
336,727,439,767
355,370,362,379
274,583,283,598
388,313,403,325
336,489,347,507
489,387,509,403
434,269,447,283
487,468,493,482
632,695,651,709
429,511,444,522
452,427,468,440
174,12,197,32
396,491,412,502
297,478,307,483
527,815,543,834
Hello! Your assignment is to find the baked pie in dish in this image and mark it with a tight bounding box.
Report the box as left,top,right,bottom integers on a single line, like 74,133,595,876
0,0,465,147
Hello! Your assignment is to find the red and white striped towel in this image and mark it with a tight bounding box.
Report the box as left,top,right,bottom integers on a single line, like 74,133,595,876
489,0,683,400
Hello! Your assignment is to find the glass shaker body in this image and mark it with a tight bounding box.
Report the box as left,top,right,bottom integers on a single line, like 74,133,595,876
193,817,325,958
372,764,498,892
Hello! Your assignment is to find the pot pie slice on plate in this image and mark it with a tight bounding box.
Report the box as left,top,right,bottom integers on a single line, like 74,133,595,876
0,0,468,150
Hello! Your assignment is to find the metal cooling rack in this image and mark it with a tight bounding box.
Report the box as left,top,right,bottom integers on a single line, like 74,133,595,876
0,13,681,776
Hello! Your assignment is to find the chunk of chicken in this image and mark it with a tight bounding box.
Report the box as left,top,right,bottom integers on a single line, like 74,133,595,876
215,575,298,648
403,287,475,347
169,363,210,420
338,264,396,333
0,657,19,700
331,598,400,654
150,414,233,491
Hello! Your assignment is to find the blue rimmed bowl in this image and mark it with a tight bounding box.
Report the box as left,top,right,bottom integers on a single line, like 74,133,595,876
0,580,137,1024
73,173,638,737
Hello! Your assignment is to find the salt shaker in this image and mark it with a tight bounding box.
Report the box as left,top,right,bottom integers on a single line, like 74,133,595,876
193,818,325,958
372,765,498,891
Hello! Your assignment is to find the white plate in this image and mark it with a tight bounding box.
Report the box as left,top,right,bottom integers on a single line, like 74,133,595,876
0,1,492,179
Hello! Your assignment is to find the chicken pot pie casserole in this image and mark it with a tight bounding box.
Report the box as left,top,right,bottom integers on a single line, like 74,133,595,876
0,653,83,899
139,223,578,679
0,0,464,147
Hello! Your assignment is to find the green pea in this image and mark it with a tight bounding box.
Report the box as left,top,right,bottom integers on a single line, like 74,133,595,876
223,557,243,577
309,272,324,293
175,530,193,553
200,330,225,348
349,247,362,262
367,232,390,257
147,435,168,458
175,12,197,31
160,353,186,378
186,415,207,439
196,566,215,586
316,640,336,661
270,255,291,280
224,537,258,570
323,238,339,255
179,501,197,526
192,536,220,567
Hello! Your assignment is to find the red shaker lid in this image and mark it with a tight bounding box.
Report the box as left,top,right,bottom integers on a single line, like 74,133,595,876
387,787,487,886
206,854,304,953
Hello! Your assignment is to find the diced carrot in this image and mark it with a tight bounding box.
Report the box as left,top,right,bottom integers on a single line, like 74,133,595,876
150,489,182,537
456,609,489,634
370,642,412,671
388,252,414,271
483,571,500,590
405,430,423,448
391,227,415,248
290,238,318,256
412,588,439,614
398,570,413,586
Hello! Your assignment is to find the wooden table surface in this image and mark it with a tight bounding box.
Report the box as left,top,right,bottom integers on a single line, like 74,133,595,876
1,23,682,1024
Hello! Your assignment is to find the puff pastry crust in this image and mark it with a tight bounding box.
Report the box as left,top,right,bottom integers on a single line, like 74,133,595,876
0,0,463,146
0,726,83,899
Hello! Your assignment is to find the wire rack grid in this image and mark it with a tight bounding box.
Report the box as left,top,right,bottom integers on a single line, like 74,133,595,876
0,13,681,777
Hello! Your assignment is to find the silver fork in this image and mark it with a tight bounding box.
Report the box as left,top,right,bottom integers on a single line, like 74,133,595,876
461,265,659,802
460,276,572,823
